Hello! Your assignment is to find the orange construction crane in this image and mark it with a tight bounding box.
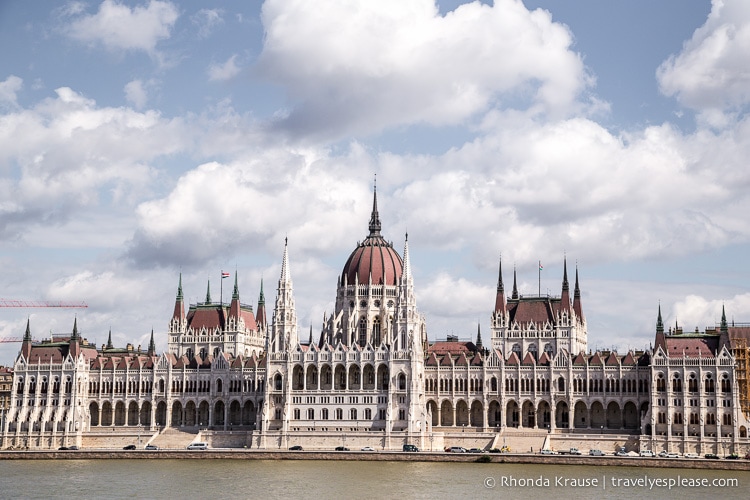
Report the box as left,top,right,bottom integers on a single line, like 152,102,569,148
0,299,87,308
0,299,87,342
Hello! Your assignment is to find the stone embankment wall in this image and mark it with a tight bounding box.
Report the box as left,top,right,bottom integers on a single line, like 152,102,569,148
1,450,749,471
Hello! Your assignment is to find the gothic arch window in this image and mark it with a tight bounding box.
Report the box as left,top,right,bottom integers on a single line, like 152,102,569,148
372,317,381,346
511,344,522,356
214,347,221,357
544,343,553,356
671,374,682,393
358,317,367,347
705,374,715,393
528,344,538,360
216,379,223,393
186,348,193,359
398,373,407,391
274,373,283,391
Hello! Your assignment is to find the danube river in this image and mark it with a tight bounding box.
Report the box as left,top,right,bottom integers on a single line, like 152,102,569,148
1,459,748,499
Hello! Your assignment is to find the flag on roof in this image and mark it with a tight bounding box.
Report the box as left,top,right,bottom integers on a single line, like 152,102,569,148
221,272,230,278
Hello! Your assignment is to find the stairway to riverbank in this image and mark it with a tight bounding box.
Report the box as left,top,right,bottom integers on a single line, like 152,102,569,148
148,428,200,450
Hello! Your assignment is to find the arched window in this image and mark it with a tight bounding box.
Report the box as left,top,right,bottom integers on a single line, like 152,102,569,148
398,373,406,390
274,373,283,391
358,317,367,347
372,317,381,346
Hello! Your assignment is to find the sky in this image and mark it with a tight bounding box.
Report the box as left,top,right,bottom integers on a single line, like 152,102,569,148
1,0,750,362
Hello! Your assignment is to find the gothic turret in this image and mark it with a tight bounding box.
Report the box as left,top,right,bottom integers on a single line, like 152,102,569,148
560,257,571,312
69,317,81,358
573,265,583,319
272,237,298,351
494,256,506,313
21,318,32,360
172,273,185,323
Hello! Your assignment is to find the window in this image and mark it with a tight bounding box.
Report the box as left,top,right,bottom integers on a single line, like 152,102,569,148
307,408,314,420
322,408,329,420
364,408,372,420
358,317,367,347
350,408,357,420
398,373,406,391
372,317,381,346
335,408,343,420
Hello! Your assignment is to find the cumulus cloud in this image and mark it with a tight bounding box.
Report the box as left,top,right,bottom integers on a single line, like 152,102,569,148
257,0,590,140
0,86,188,238
61,0,179,56
0,75,23,109
657,0,750,124
208,55,241,82
124,79,148,108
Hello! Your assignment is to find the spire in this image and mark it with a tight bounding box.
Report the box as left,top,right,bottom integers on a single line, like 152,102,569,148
148,328,156,355
173,273,185,322
256,279,267,331
308,324,313,346
205,280,212,304
511,265,519,300
402,232,412,281
24,318,32,342
560,256,571,311
21,318,32,359
368,179,382,236
280,237,291,284
106,328,113,349
494,255,506,313
475,323,483,350
71,317,79,340
573,264,583,318
656,304,664,333
721,304,728,334
232,272,240,301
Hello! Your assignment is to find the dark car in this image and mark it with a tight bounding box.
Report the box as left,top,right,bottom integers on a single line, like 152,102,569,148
289,445,303,451
705,453,720,459
402,444,419,452
334,446,349,451
123,444,137,450
725,454,740,460
68,446,79,450
58,446,68,451
467,448,484,453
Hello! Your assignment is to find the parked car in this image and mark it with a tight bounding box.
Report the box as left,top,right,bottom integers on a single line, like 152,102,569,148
288,445,303,451
639,450,655,457
68,446,79,450
657,451,678,458
186,442,208,450
467,448,484,453
334,446,349,451
684,453,699,459
446,446,467,453
725,454,740,460
540,449,557,455
58,446,68,451
704,453,720,459
402,444,419,452
615,450,629,456
361,446,375,452
588,449,604,456
123,444,137,450
145,444,159,450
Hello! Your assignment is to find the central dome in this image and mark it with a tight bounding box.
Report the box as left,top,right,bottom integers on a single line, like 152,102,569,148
341,188,403,286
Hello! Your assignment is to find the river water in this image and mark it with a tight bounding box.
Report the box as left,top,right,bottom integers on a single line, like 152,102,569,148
0,459,748,500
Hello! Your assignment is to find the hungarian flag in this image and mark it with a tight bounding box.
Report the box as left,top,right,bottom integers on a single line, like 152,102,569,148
539,262,543,271
221,272,230,279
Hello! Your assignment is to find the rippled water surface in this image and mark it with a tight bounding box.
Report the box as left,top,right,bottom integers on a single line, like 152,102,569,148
1,459,748,499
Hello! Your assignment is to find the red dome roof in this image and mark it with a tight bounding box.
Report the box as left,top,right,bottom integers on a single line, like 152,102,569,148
341,187,403,286
342,235,403,286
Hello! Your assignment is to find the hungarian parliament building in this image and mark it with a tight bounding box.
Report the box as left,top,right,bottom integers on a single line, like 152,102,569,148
2,191,750,454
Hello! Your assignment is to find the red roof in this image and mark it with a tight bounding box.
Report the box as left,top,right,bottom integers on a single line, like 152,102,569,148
341,235,403,286
664,336,719,357
428,341,476,356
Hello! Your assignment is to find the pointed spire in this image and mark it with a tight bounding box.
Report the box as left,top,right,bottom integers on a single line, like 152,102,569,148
368,178,382,236
560,256,571,311
511,265,519,300
22,318,32,359
573,264,583,318
259,278,265,305
656,303,664,333
24,318,32,342
308,324,313,346
280,237,291,283
475,323,483,350
173,273,185,322
106,328,113,349
177,273,183,300
148,328,156,355
71,317,79,340
494,255,506,313
256,278,267,331
205,280,212,304
402,232,412,281
232,272,240,300
721,304,728,334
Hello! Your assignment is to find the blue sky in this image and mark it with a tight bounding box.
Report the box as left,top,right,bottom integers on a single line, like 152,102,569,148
1,0,749,361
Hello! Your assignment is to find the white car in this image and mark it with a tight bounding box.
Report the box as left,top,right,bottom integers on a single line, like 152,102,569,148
361,446,375,452
684,453,699,459
639,450,655,457
540,449,557,455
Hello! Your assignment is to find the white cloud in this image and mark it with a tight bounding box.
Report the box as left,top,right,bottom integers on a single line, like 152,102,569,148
257,0,590,139
192,8,224,38
0,86,189,238
208,55,241,82
124,79,148,108
0,75,23,109
657,0,750,121
62,0,179,56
